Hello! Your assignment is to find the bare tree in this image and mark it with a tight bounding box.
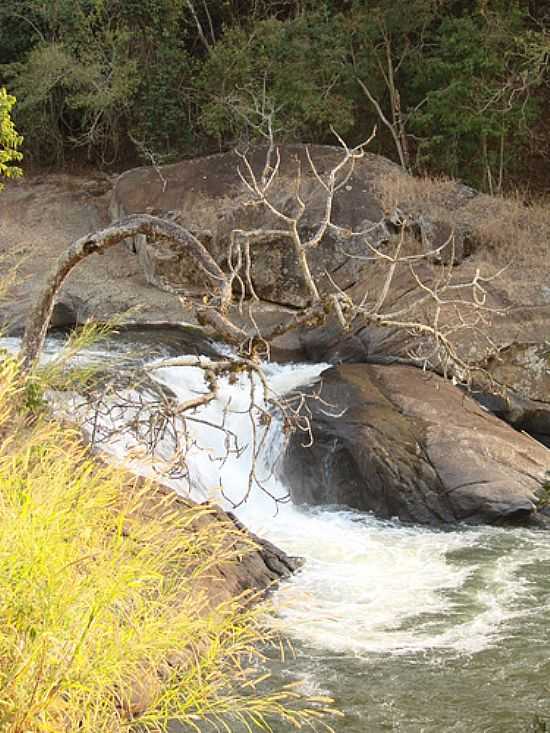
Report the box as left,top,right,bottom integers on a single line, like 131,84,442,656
60,352,327,510
20,216,241,371
19,131,508,506
219,131,507,386
352,22,416,172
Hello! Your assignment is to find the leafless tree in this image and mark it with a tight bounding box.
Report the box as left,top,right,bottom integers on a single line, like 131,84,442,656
216,129,508,386
351,19,427,173
19,130,508,506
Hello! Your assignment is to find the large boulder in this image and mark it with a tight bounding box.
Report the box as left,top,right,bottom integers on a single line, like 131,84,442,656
271,257,550,441
214,184,390,307
110,145,398,307
283,363,550,526
0,173,191,331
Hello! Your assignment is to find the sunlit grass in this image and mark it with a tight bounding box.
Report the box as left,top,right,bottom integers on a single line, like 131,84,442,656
0,354,338,732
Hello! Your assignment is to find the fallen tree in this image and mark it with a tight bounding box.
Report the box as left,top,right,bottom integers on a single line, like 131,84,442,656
20,215,238,370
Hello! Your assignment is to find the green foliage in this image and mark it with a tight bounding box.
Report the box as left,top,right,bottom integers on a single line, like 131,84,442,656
0,355,337,731
131,43,197,159
195,14,354,145
1,0,187,163
0,88,22,189
7,34,138,164
409,5,539,184
1,0,549,186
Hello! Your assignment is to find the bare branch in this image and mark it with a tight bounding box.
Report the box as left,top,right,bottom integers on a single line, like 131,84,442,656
20,215,232,370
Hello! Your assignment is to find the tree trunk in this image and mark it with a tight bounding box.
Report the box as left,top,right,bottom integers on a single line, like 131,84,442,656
20,215,231,370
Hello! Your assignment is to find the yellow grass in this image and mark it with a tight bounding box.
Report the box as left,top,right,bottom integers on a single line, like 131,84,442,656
0,354,337,732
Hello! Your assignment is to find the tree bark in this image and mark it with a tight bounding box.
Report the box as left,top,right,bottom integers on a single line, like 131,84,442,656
20,215,231,371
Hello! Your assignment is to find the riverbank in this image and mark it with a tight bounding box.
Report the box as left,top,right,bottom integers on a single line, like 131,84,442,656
0,351,327,731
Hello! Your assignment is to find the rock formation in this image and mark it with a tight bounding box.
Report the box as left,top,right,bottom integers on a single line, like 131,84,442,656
1,147,549,527
283,364,549,525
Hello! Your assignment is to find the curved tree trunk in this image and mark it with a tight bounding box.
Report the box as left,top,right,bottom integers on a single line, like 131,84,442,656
20,215,232,370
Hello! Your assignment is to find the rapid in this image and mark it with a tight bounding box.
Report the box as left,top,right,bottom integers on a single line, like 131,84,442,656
6,332,550,732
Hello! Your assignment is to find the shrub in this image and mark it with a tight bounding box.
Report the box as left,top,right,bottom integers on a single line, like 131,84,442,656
0,87,22,189
195,14,354,147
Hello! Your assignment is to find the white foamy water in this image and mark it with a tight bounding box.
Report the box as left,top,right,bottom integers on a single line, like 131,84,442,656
75,351,544,656
5,336,547,658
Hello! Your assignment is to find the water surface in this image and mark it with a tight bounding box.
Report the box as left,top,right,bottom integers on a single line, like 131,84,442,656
8,333,550,732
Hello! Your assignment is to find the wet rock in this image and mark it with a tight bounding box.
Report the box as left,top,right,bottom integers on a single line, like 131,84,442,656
271,257,550,440
283,364,550,526
222,509,302,590
49,299,80,329
141,487,302,603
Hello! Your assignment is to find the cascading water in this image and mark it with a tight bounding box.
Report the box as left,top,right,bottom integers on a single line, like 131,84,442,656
7,333,550,731
133,358,546,653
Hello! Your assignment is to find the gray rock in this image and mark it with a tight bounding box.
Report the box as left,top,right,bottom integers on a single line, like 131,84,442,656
283,363,550,526
419,216,477,265
214,189,390,307
110,145,398,307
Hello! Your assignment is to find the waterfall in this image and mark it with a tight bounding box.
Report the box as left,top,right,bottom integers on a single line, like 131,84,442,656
5,333,550,730
5,335,544,658
83,351,535,656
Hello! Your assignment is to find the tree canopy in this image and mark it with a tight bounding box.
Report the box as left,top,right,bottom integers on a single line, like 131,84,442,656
0,0,549,189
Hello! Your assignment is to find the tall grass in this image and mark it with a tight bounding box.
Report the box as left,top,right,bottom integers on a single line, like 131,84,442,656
0,354,336,732
376,169,550,268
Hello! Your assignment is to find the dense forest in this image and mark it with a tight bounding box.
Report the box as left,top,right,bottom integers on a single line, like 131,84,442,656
0,1,549,191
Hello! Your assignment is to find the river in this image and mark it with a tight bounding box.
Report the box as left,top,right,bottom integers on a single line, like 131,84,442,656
7,332,550,732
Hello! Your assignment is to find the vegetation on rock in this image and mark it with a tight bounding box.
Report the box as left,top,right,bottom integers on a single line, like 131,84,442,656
0,87,22,189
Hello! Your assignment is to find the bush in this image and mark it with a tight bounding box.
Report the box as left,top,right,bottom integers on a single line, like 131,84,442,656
0,355,335,732
409,7,538,186
195,14,354,146
0,87,22,188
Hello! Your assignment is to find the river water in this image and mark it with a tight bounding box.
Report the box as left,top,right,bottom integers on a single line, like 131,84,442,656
7,333,550,732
